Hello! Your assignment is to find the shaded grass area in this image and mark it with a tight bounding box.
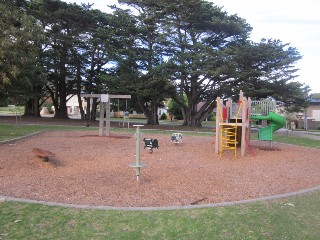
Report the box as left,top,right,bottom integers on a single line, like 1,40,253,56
0,123,319,239
0,191,319,239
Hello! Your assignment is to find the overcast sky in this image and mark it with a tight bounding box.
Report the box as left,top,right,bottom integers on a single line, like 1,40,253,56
66,0,320,93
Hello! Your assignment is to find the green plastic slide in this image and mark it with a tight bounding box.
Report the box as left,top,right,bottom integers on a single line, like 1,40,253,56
250,112,286,141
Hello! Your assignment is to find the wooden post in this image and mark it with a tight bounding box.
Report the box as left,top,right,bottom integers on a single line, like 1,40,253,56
99,94,111,136
215,98,221,155
241,97,247,156
226,98,232,121
81,93,131,137
248,97,252,146
99,102,107,136
239,90,244,101
106,100,111,136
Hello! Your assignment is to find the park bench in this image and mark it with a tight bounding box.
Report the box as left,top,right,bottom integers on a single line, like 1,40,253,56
32,148,55,162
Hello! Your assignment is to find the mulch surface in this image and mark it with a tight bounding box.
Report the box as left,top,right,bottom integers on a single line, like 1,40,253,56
0,124,319,207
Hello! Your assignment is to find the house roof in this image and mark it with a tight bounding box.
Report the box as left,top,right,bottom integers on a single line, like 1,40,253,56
306,98,320,105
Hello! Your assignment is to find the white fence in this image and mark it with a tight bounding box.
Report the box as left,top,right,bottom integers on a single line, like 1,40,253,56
250,100,276,116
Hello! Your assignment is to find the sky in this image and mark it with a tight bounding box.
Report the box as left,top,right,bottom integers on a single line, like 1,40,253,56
66,0,320,93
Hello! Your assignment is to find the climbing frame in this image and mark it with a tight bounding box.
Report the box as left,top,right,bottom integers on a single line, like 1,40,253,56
215,91,251,158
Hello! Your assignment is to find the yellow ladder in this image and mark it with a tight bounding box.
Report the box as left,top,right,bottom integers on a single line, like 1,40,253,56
220,124,237,158
218,100,243,159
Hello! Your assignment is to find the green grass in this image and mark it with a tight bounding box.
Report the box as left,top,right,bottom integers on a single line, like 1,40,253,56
0,123,213,142
0,191,319,239
0,123,319,239
0,124,95,142
0,106,24,114
273,134,320,148
250,132,320,149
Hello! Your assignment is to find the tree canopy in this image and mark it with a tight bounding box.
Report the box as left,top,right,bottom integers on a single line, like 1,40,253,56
0,0,310,125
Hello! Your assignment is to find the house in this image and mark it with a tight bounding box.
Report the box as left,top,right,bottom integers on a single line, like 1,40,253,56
67,95,81,116
158,107,168,118
305,98,320,121
297,98,320,130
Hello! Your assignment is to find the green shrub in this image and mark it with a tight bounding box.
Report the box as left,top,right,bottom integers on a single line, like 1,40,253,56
207,113,215,121
160,113,167,120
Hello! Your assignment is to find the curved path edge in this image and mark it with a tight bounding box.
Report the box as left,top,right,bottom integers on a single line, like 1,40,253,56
1,185,319,211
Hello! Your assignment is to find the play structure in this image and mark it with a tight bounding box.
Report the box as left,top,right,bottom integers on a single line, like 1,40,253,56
251,111,286,141
81,94,131,136
215,91,286,158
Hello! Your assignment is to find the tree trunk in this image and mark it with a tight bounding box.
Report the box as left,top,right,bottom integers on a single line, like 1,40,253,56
137,97,159,125
91,98,98,120
75,59,85,120
148,101,159,125
54,71,69,119
54,91,69,119
24,98,40,117
78,94,85,120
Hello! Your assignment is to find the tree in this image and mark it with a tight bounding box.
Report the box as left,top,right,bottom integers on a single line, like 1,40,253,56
75,8,117,121
160,0,252,126
3,0,308,123
116,0,176,125
167,98,184,120
153,0,307,126
28,0,99,118
0,0,46,116
224,39,309,112
310,93,320,99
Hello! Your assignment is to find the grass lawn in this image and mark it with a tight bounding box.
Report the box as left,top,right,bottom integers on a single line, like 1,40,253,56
0,124,94,142
250,132,320,149
273,134,320,149
0,106,24,114
1,191,319,239
0,124,319,239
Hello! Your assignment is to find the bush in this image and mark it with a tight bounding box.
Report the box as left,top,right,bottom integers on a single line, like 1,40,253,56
207,113,215,121
167,98,184,120
160,113,167,120
43,102,54,114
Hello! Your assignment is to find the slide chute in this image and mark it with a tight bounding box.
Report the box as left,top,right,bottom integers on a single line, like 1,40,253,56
251,112,286,141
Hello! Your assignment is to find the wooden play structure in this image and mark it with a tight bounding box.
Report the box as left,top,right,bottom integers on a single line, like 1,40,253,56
81,94,131,136
215,91,277,158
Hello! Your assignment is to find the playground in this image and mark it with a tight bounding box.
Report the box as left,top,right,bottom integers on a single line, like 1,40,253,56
0,129,320,207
